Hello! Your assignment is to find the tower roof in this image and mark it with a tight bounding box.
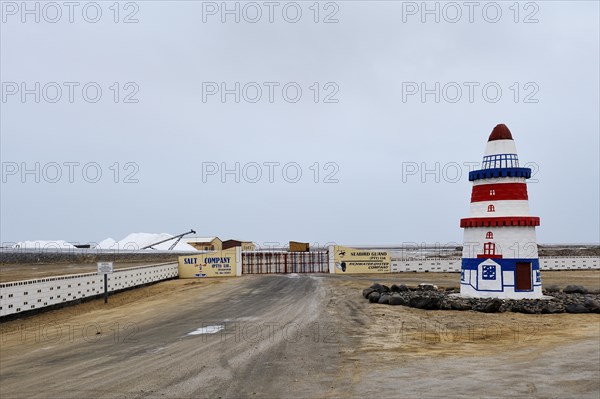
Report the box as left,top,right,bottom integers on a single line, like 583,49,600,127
488,124,513,141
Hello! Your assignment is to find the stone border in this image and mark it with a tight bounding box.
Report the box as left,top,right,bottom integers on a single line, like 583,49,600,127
362,283,600,314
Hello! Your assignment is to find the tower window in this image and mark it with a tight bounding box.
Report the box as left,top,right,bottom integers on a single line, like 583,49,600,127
487,204,495,212
486,231,494,239
483,242,496,256
490,189,496,196
482,154,519,169
482,265,496,280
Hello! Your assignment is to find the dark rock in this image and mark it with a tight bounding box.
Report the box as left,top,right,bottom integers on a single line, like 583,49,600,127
397,284,410,292
368,291,381,303
362,288,376,298
541,302,563,314
471,302,486,312
409,296,441,310
368,283,391,294
439,299,453,310
370,283,383,291
509,303,523,313
520,305,539,314
483,299,503,313
408,296,427,308
583,298,600,313
378,294,391,305
508,301,541,314
565,303,590,313
450,300,472,311
418,283,438,291
544,285,560,293
563,285,588,294
389,294,408,306
390,284,401,293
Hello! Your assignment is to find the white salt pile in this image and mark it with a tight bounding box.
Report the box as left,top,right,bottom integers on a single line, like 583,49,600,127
13,233,200,251
96,237,117,249
96,232,198,251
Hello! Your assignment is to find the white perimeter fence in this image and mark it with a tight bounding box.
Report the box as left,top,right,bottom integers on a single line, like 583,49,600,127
391,256,600,273
0,262,178,318
1,257,598,318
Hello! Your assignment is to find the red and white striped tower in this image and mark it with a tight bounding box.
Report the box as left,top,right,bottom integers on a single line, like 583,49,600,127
460,124,542,299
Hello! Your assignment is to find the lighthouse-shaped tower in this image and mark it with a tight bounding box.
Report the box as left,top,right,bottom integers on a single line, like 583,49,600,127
460,124,542,299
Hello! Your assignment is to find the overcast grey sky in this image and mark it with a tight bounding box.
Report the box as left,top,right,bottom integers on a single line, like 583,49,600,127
1,0,598,246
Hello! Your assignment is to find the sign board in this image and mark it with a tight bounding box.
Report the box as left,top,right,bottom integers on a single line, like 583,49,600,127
333,245,391,274
97,262,114,274
289,241,309,252
178,248,241,278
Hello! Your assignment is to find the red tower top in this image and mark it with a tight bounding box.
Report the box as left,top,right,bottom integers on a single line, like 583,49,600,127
488,124,513,141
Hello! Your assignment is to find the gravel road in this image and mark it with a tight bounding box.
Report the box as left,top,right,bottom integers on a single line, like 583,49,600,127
0,275,344,398
1,273,599,399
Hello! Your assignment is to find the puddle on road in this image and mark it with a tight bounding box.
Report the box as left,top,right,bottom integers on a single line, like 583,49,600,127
187,325,224,336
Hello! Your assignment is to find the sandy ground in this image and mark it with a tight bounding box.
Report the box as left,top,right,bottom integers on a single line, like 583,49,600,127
1,272,599,398
327,276,600,398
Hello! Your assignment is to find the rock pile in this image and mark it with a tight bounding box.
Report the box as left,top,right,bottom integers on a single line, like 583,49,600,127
362,283,600,314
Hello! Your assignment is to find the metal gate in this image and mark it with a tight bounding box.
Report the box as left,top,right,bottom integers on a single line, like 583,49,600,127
242,251,329,274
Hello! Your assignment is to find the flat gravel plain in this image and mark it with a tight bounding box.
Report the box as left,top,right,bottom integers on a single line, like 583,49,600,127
0,272,599,398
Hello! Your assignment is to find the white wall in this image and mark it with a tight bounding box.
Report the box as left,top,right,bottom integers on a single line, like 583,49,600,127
469,200,531,217
484,139,518,157
0,262,178,318
539,257,600,270
462,226,539,258
473,176,527,186
391,256,599,273
391,258,462,272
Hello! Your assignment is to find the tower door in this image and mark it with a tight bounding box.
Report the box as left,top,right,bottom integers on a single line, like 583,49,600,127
515,262,532,291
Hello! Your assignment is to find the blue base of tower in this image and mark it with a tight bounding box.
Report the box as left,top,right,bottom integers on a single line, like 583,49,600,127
460,257,542,299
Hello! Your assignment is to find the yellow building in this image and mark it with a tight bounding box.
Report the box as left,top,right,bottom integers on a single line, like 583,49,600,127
289,241,310,252
222,240,256,251
184,236,222,251
178,248,242,278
